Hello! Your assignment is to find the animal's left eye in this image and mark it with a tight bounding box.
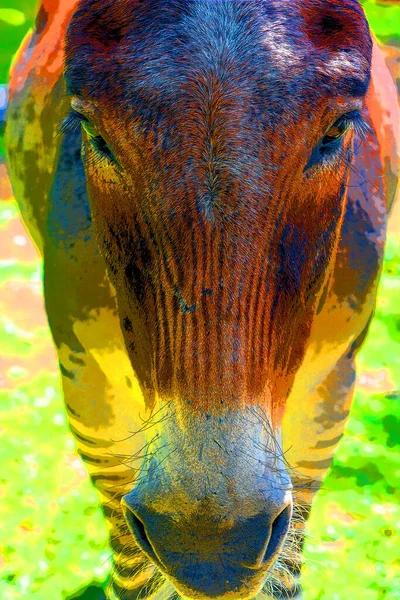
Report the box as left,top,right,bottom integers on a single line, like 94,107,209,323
304,110,368,172
320,118,351,149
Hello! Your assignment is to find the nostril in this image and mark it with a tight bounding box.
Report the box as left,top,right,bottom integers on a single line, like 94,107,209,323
262,504,292,565
123,505,160,567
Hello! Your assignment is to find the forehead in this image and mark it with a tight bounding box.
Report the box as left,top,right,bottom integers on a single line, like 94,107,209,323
66,0,371,117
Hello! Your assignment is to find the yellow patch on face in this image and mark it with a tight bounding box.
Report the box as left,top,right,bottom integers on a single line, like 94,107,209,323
59,306,151,473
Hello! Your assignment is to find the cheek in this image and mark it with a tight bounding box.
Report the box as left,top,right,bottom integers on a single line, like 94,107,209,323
85,166,131,229
297,164,350,261
83,176,130,273
304,162,349,211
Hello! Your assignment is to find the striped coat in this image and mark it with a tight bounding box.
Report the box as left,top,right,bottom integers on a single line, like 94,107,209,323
5,1,399,598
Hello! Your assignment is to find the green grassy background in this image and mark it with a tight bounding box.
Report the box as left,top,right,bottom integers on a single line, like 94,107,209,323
0,2,399,599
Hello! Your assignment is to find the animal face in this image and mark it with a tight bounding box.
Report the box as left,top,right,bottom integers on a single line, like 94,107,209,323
64,1,372,597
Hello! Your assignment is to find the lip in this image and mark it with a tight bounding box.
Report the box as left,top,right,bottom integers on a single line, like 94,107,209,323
166,566,268,600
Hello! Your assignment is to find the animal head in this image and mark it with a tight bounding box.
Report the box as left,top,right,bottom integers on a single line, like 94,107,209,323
64,1,372,597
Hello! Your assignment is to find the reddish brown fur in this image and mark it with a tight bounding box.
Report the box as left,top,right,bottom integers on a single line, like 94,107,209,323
66,6,367,419
5,2,399,597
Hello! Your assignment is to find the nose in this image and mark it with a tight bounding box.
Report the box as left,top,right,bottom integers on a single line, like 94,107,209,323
122,488,292,599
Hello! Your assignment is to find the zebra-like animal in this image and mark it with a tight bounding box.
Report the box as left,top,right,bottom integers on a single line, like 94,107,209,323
5,1,399,598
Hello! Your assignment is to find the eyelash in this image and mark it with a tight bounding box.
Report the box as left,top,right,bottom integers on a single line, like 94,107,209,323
59,108,370,174
335,110,370,139
59,110,117,165
304,110,370,173
58,109,84,135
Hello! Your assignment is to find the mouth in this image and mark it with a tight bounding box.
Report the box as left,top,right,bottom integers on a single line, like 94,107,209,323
122,504,293,600
165,567,271,600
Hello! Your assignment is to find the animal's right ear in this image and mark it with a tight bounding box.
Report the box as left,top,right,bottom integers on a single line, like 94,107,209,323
66,0,135,53
64,0,138,98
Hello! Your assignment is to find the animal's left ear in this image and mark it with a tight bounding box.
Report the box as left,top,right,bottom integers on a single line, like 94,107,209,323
301,0,371,56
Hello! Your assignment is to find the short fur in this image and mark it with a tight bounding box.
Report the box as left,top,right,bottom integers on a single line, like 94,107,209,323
5,1,399,599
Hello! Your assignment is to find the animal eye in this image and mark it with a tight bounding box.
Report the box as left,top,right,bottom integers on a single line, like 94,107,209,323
320,119,351,147
81,121,116,163
81,120,99,138
304,110,369,172
59,109,117,164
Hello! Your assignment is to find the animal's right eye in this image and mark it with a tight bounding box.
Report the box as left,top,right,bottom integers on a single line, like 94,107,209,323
59,109,117,164
81,120,116,163
59,108,85,134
